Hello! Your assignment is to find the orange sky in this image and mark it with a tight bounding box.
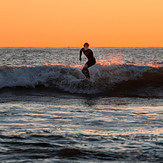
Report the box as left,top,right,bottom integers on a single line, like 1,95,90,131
0,0,163,47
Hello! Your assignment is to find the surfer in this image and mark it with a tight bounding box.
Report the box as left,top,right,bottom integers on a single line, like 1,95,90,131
79,43,96,79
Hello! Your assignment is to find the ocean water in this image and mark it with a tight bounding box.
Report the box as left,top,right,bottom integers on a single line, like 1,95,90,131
0,47,163,162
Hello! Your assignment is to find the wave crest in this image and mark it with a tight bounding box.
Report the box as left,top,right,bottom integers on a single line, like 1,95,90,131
0,63,162,94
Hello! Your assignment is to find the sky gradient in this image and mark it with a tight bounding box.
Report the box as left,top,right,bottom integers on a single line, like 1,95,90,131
0,0,163,47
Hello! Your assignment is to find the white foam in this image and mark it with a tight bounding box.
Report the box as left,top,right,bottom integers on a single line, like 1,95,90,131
0,64,158,94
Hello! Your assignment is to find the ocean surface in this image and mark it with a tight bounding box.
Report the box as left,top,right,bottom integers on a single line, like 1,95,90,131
0,47,163,162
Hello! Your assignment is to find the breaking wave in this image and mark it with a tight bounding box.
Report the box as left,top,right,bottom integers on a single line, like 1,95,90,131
0,63,163,95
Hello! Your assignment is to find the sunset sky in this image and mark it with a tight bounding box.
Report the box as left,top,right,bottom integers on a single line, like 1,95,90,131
0,0,163,47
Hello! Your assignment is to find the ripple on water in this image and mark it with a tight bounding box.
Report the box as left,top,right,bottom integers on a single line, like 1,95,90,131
0,99,163,162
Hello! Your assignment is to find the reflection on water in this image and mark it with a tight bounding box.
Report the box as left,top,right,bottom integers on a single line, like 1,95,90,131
0,96,163,162
83,97,98,107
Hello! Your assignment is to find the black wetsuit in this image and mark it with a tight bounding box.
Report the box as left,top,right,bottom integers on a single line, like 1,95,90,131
80,48,96,78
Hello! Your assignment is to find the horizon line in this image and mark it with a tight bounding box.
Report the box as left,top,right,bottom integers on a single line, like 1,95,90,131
0,46,163,48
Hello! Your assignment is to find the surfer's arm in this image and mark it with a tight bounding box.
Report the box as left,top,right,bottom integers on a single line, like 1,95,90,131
89,49,94,60
79,48,83,61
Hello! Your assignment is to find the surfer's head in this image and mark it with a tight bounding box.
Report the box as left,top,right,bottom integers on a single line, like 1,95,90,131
84,42,89,50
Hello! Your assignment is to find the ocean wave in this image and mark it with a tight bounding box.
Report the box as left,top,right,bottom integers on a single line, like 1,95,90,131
0,63,162,94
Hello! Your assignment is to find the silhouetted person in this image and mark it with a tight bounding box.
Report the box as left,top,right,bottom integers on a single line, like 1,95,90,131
79,43,96,79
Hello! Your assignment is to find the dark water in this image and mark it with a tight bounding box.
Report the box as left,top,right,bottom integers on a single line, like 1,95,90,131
0,48,163,162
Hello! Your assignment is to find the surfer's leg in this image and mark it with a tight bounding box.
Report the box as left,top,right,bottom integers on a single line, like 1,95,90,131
82,59,96,79
87,58,96,68
82,64,90,79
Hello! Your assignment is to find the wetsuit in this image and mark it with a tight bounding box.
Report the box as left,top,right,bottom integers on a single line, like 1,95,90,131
80,48,96,78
